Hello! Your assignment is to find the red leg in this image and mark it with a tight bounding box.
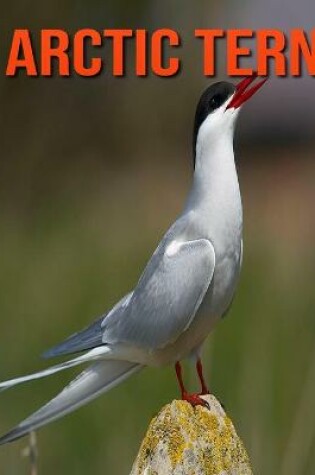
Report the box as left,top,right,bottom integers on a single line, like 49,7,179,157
175,361,186,398
175,361,209,408
196,358,209,395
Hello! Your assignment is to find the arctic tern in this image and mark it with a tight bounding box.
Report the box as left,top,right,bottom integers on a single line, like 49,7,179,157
0,72,267,444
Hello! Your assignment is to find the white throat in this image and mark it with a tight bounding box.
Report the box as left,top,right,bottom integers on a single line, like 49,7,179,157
184,109,243,249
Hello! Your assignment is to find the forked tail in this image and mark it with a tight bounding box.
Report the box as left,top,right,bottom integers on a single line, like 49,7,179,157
0,346,110,392
0,359,142,444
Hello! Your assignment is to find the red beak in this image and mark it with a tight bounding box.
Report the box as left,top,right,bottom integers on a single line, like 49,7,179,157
226,72,268,109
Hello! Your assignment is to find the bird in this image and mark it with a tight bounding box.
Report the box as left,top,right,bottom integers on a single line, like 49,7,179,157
0,72,267,445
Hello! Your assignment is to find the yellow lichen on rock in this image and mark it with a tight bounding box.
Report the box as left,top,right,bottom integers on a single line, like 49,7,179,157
130,395,253,475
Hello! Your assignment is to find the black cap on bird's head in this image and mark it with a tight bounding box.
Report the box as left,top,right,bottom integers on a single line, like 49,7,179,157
193,81,236,152
193,73,267,166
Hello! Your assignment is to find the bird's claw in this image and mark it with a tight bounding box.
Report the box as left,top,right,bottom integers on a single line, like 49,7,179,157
182,392,210,410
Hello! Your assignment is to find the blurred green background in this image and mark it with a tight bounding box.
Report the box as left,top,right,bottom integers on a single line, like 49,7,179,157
1,1,315,474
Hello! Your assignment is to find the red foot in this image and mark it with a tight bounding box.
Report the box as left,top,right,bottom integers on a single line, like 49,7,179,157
182,392,210,409
175,361,210,409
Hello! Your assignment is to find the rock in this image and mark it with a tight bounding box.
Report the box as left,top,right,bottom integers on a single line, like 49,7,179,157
130,394,253,475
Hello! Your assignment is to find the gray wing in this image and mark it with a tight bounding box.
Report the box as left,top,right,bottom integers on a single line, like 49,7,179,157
102,238,216,350
43,292,133,358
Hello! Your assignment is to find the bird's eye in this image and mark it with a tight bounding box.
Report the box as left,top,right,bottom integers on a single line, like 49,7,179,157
210,94,223,109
